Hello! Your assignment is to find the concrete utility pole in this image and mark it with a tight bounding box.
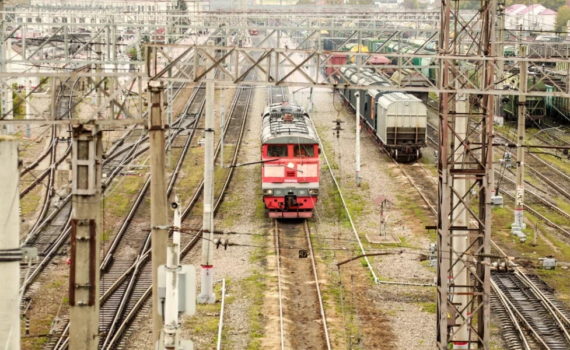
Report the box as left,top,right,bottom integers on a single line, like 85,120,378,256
26,77,31,138
513,43,527,238
96,40,103,119
491,1,506,203
149,81,169,344
220,87,225,168
198,40,216,304
1,0,14,135
0,136,20,350
451,96,469,350
69,125,102,350
162,195,182,350
355,92,361,186
495,1,506,126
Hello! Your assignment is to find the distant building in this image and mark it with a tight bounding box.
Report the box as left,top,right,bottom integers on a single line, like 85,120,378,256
29,0,209,12
505,3,557,32
373,0,402,8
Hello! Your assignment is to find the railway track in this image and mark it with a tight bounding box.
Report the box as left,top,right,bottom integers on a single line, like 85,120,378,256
19,72,84,298
101,83,254,350
20,53,202,300
406,107,570,350
47,84,205,350
425,119,570,237
492,271,570,350
48,78,254,349
273,219,331,350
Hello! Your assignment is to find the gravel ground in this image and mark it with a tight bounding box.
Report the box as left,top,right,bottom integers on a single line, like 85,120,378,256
294,86,437,349
126,86,266,350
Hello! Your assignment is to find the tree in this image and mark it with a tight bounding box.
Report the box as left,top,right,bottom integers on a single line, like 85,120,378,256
555,5,570,32
540,0,566,11
458,0,482,10
345,0,373,4
402,0,419,9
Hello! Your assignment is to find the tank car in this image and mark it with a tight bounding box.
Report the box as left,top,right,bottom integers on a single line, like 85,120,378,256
261,102,320,218
339,65,428,162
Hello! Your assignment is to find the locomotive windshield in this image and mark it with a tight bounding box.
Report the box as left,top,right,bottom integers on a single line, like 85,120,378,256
294,145,315,157
267,145,288,157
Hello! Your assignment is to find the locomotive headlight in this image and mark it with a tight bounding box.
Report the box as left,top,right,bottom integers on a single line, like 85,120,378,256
309,189,319,195
287,162,295,169
263,189,273,195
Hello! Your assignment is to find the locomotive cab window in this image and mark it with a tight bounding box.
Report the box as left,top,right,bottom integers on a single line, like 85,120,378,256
267,145,288,157
294,145,315,157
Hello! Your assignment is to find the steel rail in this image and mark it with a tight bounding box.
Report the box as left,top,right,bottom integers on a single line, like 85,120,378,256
426,121,570,237
274,219,286,350
99,104,202,350
496,170,570,222
19,136,56,177
308,101,380,282
46,40,213,350
304,220,332,350
102,83,254,350
100,87,205,271
53,91,206,350
491,278,545,350
415,108,570,349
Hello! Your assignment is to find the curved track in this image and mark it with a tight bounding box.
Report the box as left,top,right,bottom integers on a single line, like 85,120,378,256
407,107,570,350
49,81,254,350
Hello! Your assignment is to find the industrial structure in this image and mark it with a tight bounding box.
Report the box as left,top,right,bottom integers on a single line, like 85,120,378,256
1,2,570,350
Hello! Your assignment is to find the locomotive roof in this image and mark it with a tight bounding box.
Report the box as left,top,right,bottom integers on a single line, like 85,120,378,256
261,103,318,145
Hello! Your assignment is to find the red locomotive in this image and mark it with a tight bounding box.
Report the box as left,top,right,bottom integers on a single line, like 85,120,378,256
261,102,320,218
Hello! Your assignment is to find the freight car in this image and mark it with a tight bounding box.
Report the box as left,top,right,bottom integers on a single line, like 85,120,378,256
339,65,427,162
261,102,320,218
502,95,546,125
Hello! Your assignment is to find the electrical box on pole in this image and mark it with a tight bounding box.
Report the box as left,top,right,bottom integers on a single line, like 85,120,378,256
157,265,196,317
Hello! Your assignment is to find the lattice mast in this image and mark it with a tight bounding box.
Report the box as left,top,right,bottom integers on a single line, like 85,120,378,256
436,0,496,348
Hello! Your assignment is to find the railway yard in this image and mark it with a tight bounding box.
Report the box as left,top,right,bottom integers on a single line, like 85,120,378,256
3,3,570,350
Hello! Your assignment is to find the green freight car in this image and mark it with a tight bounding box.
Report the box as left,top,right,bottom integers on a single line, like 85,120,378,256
545,85,570,122
503,95,546,124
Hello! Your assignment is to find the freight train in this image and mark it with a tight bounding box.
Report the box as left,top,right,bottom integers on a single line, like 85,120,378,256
261,102,319,218
338,65,428,162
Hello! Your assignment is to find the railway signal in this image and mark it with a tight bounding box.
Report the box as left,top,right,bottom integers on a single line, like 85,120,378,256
158,196,195,350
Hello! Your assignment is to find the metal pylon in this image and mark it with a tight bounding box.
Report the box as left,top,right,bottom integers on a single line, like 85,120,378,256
436,0,496,348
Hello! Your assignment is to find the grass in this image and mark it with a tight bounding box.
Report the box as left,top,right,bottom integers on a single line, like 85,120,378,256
418,302,437,314
101,229,112,242
22,276,68,350
241,232,268,350
176,147,204,204
491,204,570,294
20,183,42,217
103,175,145,217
